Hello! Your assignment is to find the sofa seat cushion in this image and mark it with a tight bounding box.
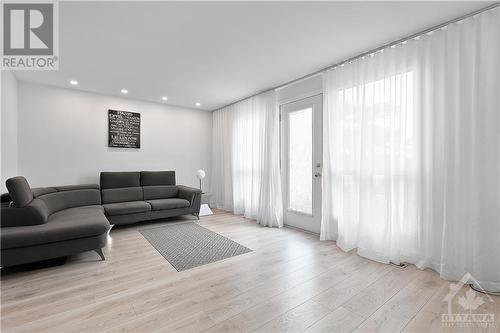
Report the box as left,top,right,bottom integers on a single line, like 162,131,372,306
1,206,109,250
146,198,190,211
103,201,151,216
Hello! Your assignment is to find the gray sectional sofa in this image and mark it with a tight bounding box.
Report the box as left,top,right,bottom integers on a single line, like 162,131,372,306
1,171,201,267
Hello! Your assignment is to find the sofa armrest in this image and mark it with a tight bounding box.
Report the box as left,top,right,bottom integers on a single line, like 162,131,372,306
177,185,202,209
1,199,49,227
1,192,12,204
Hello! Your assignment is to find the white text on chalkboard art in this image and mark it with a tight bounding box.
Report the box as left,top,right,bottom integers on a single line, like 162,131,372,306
108,110,141,148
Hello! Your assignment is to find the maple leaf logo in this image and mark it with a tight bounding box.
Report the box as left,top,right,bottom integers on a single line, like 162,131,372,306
457,289,485,311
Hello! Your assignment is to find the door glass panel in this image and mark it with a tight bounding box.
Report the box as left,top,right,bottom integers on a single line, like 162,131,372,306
288,107,313,214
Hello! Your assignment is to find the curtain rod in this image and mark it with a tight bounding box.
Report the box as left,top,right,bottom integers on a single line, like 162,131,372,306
213,2,499,111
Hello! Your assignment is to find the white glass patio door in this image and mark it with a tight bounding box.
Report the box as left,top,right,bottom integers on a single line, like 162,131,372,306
281,94,322,234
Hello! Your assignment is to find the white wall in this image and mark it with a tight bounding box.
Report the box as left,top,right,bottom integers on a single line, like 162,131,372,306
17,82,212,189
1,71,19,192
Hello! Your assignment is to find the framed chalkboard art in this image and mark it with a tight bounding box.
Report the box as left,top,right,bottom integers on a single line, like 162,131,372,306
108,109,141,148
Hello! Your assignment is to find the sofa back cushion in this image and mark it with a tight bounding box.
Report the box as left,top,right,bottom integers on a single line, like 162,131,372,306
140,171,175,186
54,184,100,192
100,172,140,189
143,185,178,200
101,187,143,204
32,187,57,197
6,176,33,207
38,189,101,215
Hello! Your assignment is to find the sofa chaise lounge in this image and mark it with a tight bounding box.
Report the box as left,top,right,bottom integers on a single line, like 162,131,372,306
1,171,201,267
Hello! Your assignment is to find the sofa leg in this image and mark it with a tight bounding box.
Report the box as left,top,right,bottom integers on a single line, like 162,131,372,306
95,248,105,261
193,213,200,220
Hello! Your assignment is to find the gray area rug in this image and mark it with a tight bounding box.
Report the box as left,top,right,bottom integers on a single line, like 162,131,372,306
139,222,252,271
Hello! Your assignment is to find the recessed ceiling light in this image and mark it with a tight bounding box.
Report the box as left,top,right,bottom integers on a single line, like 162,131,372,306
121,89,128,94
195,102,201,107
69,80,78,85
162,96,168,101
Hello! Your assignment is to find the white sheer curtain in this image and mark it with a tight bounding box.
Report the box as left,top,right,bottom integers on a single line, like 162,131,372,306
212,91,283,227
321,8,499,291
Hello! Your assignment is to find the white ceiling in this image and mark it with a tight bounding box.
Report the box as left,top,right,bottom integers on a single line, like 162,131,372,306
14,1,492,111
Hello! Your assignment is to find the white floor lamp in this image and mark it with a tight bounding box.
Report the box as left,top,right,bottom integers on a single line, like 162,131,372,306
196,169,213,216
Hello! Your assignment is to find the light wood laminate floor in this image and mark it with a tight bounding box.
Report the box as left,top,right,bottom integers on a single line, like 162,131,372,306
1,210,499,333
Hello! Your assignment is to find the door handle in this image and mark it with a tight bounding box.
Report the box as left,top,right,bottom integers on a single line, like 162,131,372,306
314,173,321,178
